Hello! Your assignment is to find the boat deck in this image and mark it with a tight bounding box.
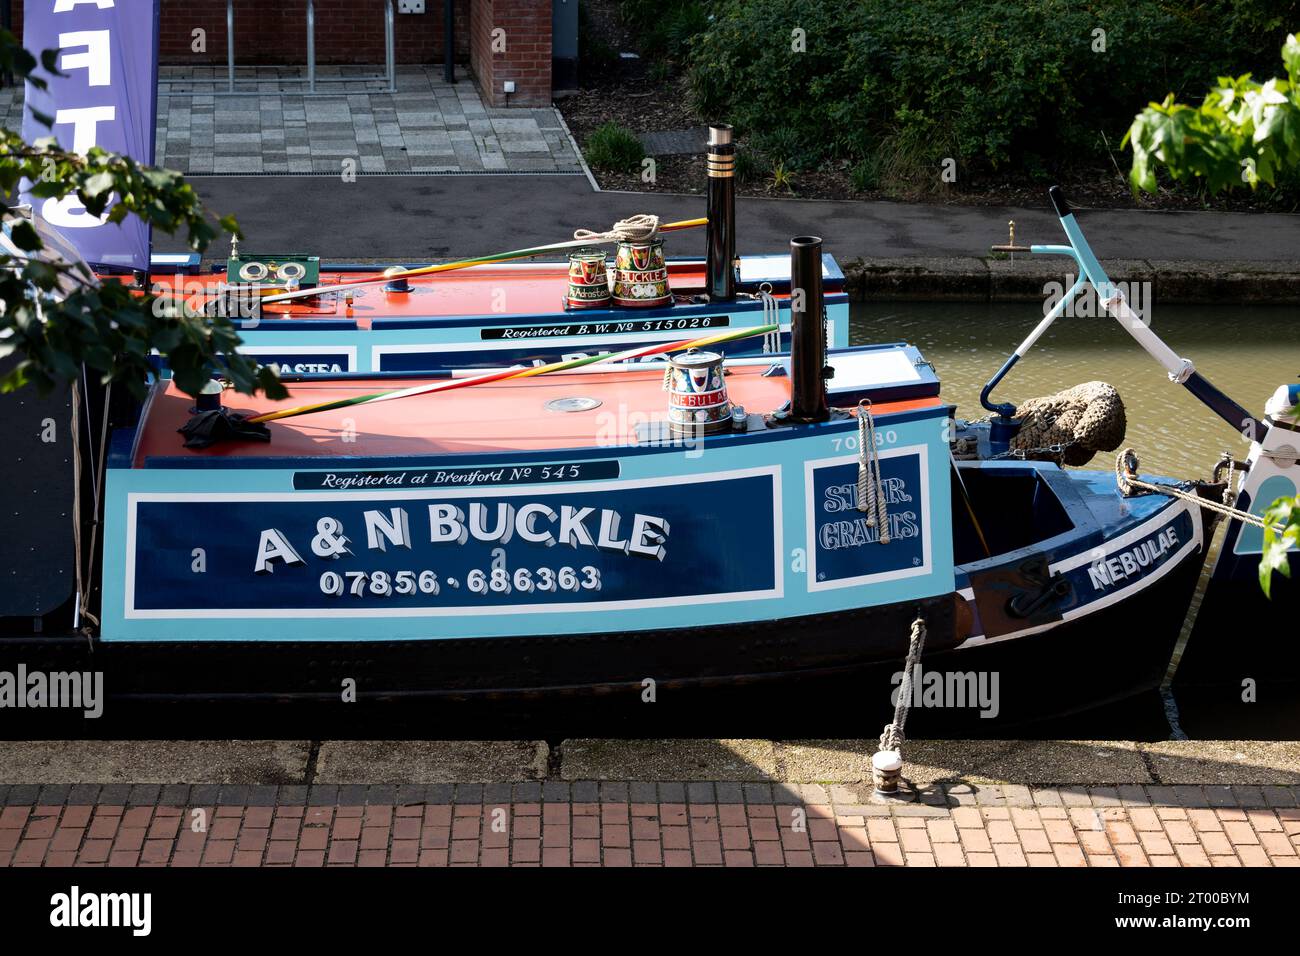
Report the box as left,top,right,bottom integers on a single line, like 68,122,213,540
132,365,943,465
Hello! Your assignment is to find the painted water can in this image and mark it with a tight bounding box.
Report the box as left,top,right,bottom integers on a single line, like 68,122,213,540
666,348,731,434
613,238,671,307
566,251,611,309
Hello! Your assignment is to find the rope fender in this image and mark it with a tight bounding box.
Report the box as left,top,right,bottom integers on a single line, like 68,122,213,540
1012,380,1127,466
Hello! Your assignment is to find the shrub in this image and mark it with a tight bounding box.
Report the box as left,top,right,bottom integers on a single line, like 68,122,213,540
849,156,879,192
578,3,619,82
584,122,646,173
621,0,708,62
686,0,1300,179
733,148,760,184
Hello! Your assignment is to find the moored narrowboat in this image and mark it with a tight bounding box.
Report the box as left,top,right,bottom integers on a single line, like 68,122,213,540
1,229,1227,727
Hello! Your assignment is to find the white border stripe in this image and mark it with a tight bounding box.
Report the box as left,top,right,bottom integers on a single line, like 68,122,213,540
124,466,784,620
954,501,1202,649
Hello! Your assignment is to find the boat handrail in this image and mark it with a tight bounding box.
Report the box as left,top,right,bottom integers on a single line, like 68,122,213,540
979,187,1266,443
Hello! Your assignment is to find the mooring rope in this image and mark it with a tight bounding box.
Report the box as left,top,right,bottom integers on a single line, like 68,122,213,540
857,400,891,544
880,615,928,753
1115,447,1281,531
571,213,662,245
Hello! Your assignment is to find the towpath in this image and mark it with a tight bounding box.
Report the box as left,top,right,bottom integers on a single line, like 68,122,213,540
149,174,1300,302
158,173,1300,267
2,739,1297,868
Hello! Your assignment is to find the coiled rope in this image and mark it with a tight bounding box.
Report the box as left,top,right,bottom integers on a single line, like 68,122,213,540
572,213,662,245
857,400,891,543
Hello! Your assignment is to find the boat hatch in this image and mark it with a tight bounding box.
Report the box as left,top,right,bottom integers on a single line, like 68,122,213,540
951,466,1074,564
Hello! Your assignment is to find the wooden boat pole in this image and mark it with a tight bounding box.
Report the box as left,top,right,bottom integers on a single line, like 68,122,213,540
255,217,709,305
242,321,778,426
950,453,992,558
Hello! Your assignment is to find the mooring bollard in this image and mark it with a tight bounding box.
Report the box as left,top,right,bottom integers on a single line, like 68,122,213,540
872,749,905,798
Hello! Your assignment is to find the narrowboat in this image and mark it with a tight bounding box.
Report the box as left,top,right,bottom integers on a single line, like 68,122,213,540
1,213,1238,726
141,128,849,376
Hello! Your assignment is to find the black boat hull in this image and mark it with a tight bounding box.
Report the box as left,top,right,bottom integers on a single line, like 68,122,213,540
0,547,1203,732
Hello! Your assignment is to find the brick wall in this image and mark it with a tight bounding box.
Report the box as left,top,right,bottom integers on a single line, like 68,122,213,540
469,0,552,107
7,0,553,106
8,0,471,65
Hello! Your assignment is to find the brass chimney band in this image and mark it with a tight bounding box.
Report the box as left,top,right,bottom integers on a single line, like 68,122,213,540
706,153,735,178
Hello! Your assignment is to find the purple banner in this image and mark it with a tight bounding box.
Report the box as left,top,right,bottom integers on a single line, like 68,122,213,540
21,0,160,271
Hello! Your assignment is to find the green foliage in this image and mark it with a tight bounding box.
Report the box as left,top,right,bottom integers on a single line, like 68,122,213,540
686,0,1300,183
578,3,619,81
620,0,708,64
1260,494,1300,598
1126,35,1300,194
767,161,795,194
751,127,818,172
849,157,879,192
733,148,759,185
584,122,646,173
0,29,283,402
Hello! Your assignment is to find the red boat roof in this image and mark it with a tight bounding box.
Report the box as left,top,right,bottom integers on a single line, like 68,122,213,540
141,257,844,326
147,261,715,326
133,366,943,465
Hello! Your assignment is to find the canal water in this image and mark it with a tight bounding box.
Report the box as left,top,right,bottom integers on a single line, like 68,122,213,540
854,300,1300,740
852,300,1300,481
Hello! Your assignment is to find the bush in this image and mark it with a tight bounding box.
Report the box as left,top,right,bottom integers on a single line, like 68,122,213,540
584,122,646,173
621,0,709,62
686,0,1300,182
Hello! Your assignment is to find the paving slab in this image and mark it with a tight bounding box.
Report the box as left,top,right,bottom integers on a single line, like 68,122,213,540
777,739,875,783
0,66,584,175
561,739,780,781
899,740,1153,786
0,740,309,784
1141,740,1300,785
313,740,549,783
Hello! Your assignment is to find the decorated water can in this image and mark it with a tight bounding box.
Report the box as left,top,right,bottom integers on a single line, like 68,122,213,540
566,251,611,309
665,349,731,434
612,238,671,307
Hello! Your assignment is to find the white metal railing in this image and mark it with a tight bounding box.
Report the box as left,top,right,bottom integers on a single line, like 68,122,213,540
206,0,396,96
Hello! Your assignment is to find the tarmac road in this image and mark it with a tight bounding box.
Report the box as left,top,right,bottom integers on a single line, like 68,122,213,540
157,174,1300,264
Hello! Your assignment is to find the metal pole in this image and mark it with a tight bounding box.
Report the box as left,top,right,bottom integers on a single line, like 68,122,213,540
787,236,830,423
705,125,736,302
1,0,12,87
385,0,396,92
444,0,456,83
227,0,235,93
307,0,316,94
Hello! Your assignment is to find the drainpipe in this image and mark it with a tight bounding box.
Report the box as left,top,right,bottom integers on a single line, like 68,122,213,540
444,0,456,83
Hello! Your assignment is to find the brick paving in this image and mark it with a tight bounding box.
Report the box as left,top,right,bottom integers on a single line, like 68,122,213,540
0,65,584,174
2,783,1298,867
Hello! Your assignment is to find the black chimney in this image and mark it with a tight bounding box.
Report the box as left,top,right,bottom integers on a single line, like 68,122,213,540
787,236,830,423
705,124,736,302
